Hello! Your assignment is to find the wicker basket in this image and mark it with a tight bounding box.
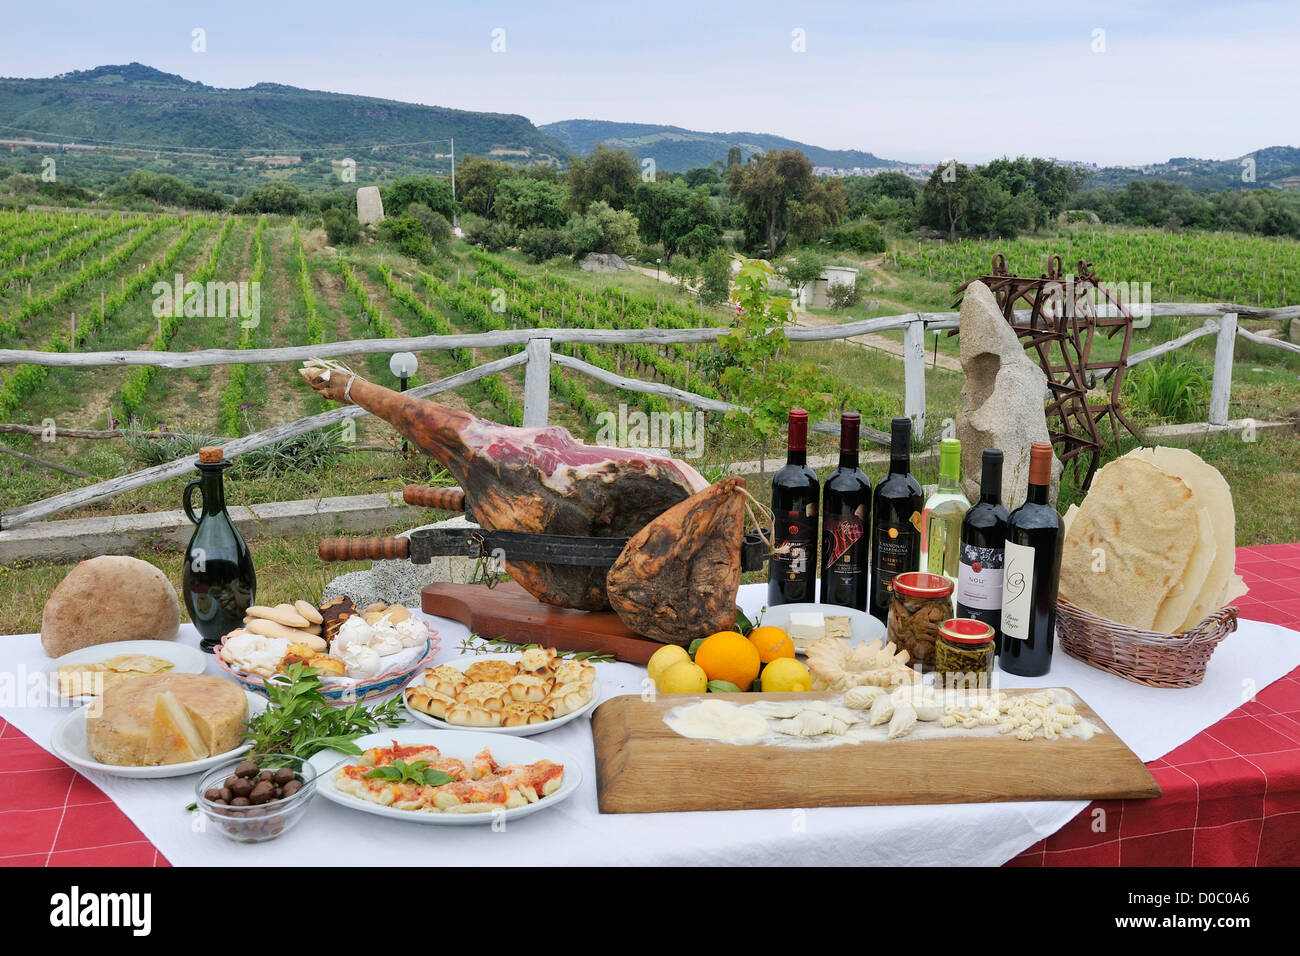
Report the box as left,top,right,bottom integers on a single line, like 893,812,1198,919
1055,597,1239,688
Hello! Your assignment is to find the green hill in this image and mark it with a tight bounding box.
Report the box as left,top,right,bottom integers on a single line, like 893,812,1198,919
1087,146,1300,191
540,119,907,172
0,63,569,196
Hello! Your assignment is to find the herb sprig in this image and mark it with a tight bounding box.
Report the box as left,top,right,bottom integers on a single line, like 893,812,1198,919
243,663,406,759
363,759,455,788
457,634,615,664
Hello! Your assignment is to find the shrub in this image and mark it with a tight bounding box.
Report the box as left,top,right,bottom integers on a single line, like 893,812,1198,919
564,201,639,259
824,220,886,254
826,281,861,310
465,219,517,252
696,248,732,305
405,203,452,245
382,176,457,220
234,181,312,214
518,227,569,263
380,215,437,264
323,207,361,245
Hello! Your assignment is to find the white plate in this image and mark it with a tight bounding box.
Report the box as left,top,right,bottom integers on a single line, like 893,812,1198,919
40,640,210,703
309,729,582,825
757,603,887,652
49,690,267,779
400,652,599,736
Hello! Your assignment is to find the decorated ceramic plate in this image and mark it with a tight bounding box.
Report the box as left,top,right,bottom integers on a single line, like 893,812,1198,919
400,652,600,736
309,729,582,825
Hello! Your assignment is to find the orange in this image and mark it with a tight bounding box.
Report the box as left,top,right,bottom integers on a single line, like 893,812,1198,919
693,631,761,690
748,625,795,663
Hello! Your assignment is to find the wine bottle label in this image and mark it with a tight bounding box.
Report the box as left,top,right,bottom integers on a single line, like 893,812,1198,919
1001,540,1036,641
957,542,1004,611
773,512,816,583
823,514,864,574
872,521,917,604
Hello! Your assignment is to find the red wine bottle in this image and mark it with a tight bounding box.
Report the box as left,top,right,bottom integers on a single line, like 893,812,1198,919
869,417,922,622
820,412,871,610
999,443,1063,677
956,448,1010,645
768,409,820,606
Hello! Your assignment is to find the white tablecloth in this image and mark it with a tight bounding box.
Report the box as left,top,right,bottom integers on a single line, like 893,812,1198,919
3,582,1297,867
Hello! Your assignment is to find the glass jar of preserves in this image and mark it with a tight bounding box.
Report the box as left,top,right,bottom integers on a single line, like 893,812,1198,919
887,572,954,668
935,618,996,691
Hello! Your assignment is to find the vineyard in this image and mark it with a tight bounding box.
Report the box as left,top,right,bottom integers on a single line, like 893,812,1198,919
2,208,1298,531
890,227,1300,305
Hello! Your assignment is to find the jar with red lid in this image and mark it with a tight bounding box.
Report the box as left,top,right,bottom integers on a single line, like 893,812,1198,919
886,571,954,667
935,617,997,691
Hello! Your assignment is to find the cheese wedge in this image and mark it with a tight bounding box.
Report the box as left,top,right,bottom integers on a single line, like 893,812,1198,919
146,691,207,764
86,674,247,767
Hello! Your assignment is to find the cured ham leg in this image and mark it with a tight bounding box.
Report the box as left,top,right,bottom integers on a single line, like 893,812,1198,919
300,362,708,610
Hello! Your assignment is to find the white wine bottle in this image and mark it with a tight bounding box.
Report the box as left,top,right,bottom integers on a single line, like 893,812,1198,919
920,438,970,584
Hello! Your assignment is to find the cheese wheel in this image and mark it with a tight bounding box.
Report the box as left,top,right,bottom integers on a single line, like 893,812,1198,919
86,674,247,766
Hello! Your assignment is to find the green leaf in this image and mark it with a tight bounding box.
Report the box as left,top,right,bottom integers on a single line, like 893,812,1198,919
420,769,457,787
735,606,754,636
687,638,706,659
708,680,743,693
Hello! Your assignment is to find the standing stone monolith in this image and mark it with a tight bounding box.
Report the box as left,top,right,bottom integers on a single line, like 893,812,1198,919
356,186,384,226
955,280,1062,510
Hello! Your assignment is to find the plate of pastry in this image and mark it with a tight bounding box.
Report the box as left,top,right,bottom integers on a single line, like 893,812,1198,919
41,640,209,703
310,730,580,824
402,649,599,736
758,603,886,653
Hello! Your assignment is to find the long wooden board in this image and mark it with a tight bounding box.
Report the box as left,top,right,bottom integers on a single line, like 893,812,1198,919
421,581,665,663
592,690,1161,813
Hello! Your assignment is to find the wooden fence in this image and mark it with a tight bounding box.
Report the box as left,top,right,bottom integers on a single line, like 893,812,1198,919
1,302,1297,530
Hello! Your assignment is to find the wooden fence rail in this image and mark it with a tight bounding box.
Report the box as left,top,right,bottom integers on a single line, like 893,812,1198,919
1,301,1296,530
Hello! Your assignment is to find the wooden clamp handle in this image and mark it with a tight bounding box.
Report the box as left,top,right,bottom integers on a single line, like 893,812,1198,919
403,485,465,511
318,537,411,562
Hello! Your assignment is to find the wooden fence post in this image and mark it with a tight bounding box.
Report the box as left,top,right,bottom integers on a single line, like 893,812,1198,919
523,337,552,427
903,319,927,439
1209,312,1237,426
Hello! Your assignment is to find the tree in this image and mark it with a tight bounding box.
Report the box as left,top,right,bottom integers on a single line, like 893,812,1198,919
380,216,437,264
518,227,569,262
918,165,1038,239
492,177,567,229
564,201,640,258
455,156,512,218
696,248,732,306
727,146,743,168
632,179,722,263
405,203,452,245
783,249,828,304
381,176,457,219
566,144,640,213
726,149,843,256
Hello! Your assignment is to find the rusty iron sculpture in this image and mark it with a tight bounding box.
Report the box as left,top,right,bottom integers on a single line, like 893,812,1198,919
957,254,1140,489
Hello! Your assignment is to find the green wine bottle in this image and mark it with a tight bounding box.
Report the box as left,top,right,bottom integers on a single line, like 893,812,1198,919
182,446,256,652
921,438,971,584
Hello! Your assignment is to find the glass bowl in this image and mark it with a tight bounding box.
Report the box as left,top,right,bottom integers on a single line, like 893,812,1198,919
194,754,318,843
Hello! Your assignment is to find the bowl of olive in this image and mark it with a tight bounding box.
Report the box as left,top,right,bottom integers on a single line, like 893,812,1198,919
195,754,317,843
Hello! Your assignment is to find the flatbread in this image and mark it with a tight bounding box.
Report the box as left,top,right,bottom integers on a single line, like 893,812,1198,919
100,654,173,674
1122,446,1236,630
1062,504,1079,535
1151,508,1216,633
1218,573,1249,607
1059,458,1199,630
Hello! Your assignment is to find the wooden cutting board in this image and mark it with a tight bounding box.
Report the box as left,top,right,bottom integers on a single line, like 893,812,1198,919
421,581,666,663
591,690,1161,813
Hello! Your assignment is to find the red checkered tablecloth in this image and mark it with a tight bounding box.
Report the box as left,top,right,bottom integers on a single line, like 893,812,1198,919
3,544,1298,868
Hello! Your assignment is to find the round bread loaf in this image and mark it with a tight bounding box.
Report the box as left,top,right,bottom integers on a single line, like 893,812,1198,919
41,556,181,657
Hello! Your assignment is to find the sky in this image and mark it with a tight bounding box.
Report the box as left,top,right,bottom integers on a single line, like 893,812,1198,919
1,0,1298,166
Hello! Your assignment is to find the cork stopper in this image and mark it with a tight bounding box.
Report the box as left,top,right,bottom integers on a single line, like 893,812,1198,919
1028,442,1053,485
198,446,224,464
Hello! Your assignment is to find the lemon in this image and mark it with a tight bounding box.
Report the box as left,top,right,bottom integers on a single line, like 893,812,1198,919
647,644,691,685
760,657,813,693
657,660,709,694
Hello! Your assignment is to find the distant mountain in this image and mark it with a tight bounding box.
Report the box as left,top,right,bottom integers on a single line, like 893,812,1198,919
1086,146,1300,191
540,119,908,173
0,63,569,163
